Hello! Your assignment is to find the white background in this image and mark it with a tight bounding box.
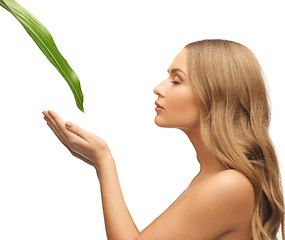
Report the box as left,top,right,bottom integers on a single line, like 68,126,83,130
0,0,284,239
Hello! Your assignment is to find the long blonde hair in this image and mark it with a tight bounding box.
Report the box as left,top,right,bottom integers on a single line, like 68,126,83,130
184,39,284,240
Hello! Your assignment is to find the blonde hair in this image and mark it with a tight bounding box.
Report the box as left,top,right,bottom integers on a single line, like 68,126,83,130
184,39,284,240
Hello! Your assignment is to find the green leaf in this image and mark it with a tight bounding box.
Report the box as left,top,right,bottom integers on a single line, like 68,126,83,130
0,0,84,112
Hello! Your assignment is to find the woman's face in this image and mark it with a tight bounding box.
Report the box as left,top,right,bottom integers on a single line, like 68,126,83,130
153,47,200,130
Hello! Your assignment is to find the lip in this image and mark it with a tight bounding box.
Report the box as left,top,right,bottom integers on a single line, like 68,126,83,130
155,101,164,109
155,106,164,112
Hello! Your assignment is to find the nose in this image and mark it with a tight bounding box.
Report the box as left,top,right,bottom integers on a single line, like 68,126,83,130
154,78,168,97
153,86,159,95
153,83,162,96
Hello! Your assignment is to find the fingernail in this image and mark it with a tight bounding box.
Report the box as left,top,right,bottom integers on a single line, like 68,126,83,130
66,121,72,127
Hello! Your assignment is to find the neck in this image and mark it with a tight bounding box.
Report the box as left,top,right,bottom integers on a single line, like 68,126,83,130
179,126,228,179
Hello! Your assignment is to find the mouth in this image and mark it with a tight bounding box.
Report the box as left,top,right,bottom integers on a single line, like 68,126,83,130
155,106,164,112
155,101,164,109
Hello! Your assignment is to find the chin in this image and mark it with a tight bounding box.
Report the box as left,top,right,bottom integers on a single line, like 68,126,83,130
154,118,177,128
154,118,168,128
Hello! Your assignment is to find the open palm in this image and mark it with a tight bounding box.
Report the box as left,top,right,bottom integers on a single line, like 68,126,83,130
42,110,111,169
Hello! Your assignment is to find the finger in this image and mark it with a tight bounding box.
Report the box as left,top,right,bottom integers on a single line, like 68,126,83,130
43,110,69,145
45,116,69,149
43,111,95,168
45,115,93,164
43,110,59,131
63,121,93,143
45,110,65,133
45,110,91,150
47,110,89,142
47,120,94,167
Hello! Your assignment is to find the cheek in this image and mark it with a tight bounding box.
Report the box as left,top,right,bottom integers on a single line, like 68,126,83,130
166,89,200,124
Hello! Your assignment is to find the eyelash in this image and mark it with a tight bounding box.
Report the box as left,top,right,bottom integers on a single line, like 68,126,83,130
171,81,179,84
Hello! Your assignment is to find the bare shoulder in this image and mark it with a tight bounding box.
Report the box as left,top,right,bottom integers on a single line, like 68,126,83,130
198,169,255,207
210,169,255,201
137,169,255,240
197,169,255,224
186,169,255,227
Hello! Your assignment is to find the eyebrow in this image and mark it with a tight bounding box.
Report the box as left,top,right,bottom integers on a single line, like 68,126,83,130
167,68,186,76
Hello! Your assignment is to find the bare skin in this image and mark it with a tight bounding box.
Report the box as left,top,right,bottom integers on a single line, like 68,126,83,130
153,47,228,180
42,47,255,239
152,47,255,239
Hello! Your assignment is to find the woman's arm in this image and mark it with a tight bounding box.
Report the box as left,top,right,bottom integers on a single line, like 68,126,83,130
42,111,254,239
42,110,139,240
96,155,140,240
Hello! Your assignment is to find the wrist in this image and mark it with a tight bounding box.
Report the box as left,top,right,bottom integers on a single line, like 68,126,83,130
94,154,116,178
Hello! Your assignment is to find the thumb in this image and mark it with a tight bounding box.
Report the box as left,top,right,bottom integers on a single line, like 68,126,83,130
65,121,73,128
65,121,91,141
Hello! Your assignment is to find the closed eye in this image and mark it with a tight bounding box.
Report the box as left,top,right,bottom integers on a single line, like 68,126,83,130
171,80,180,84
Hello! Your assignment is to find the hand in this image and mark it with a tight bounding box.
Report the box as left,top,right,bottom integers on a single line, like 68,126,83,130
42,110,113,170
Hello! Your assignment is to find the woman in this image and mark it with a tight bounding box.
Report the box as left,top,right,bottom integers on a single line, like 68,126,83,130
42,39,284,240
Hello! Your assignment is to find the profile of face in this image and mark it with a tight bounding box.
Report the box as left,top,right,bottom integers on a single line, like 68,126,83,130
153,47,200,131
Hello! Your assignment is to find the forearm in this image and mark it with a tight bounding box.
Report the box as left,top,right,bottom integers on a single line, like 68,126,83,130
96,156,140,240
